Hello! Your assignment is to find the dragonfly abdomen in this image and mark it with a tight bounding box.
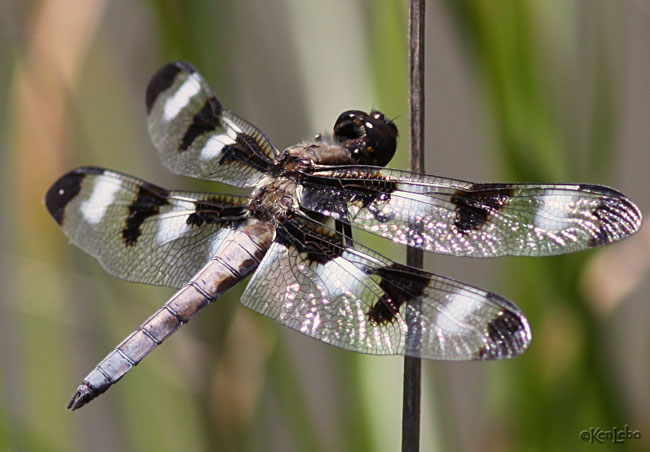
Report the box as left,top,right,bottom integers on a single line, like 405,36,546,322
67,220,275,410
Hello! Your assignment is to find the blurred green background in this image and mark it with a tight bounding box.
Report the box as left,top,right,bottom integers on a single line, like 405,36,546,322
1,1,649,451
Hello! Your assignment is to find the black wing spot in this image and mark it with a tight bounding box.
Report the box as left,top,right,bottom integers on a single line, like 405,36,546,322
45,167,104,225
301,173,396,223
145,61,196,113
475,304,530,360
574,184,641,248
186,198,247,227
341,175,396,221
367,263,429,326
122,183,170,246
588,197,642,248
180,96,224,152
451,185,514,234
217,133,273,173
275,220,344,265
300,185,350,222
365,193,394,222
588,200,620,247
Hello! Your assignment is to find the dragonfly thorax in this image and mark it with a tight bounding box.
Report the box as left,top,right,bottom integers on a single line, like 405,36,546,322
248,175,300,222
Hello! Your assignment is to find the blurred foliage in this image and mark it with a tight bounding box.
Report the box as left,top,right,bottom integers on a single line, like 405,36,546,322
1,1,648,451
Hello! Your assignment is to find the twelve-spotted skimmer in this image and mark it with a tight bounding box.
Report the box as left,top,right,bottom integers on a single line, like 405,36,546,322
46,62,642,410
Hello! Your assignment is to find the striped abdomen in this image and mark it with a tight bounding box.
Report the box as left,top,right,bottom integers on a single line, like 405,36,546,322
67,220,275,410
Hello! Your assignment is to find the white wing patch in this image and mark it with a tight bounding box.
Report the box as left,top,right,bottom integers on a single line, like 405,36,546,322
313,252,369,301
434,292,481,334
534,189,580,232
391,191,432,222
199,133,237,161
163,73,201,121
80,177,122,224
155,200,196,244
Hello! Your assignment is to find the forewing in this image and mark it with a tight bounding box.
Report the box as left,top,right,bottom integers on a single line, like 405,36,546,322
241,217,530,360
45,167,248,288
300,167,642,257
146,61,277,187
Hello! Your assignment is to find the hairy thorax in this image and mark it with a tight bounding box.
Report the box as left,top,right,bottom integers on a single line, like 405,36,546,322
250,143,355,221
274,143,354,173
248,175,300,222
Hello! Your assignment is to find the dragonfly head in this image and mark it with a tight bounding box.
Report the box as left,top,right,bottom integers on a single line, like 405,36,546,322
333,110,398,167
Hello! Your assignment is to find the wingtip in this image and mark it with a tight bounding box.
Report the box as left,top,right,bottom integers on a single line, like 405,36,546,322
612,189,644,236
66,382,98,411
45,169,85,225
593,185,643,234
627,197,644,234
590,192,644,248
45,167,105,225
475,299,533,360
145,61,198,113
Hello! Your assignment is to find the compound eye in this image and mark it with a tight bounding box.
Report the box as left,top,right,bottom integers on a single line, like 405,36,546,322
333,110,368,142
363,113,398,166
370,110,398,138
333,109,399,166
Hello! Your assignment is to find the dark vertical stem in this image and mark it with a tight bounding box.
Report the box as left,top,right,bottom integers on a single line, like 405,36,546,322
402,1,425,452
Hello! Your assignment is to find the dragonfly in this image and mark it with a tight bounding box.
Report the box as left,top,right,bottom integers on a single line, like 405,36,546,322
45,61,642,410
